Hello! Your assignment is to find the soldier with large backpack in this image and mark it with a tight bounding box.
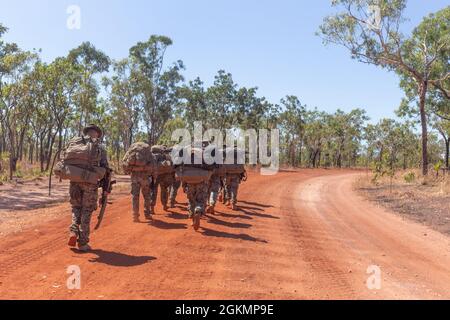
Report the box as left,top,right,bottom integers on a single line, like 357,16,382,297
122,142,155,222
169,179,181,208
54,124,109,252
150,145,175,212
224,147,247,211
175,147,215,230
206,146,226,215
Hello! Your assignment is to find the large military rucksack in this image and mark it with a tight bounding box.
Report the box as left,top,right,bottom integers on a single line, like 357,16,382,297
54,136,106,184
122,142,155,173
213,165,227,177
175,166,212,184
224,163,245,174
224,147,246,175
151,146,175,176
174,147,215,184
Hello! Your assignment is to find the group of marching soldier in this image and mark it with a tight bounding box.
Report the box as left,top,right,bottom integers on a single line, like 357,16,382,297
57,124,247,253
128,141,247,227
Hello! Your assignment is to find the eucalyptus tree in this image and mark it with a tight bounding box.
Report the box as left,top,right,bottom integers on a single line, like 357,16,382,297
205,70,237,131
432,116,450,169
278,96,306,166
0,24,38,178
129,35,184,145
234,87,274,131
103,58,143,151
319,1,449,175
178,77,209,128
68,42,110,134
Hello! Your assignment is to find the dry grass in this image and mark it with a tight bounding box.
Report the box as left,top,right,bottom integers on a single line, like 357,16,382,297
355,170,450,236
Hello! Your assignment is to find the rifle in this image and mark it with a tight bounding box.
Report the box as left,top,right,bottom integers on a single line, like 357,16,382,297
48,148,62,197
94,168,116,230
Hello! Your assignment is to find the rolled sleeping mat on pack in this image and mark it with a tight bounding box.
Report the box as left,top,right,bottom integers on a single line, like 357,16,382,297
223,147,246,174
213,165,227,177
122,163,155,174
151,145,167,154
54,162,106,184
175,166,212,184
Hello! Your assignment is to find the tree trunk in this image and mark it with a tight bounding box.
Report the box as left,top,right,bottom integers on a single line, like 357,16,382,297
418,81,429,176
445,138,450,170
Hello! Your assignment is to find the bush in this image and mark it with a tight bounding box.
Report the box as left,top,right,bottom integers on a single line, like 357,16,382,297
404,172,416,183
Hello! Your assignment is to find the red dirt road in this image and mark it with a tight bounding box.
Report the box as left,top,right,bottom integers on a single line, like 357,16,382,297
1,170,450,300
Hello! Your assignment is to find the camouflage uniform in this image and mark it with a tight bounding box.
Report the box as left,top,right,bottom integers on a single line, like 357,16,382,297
225,173,241,205
69,137,108,246
131,171,153,218
185,181,209,217
169,179,181,206
208,174,222,207
151,173,175,208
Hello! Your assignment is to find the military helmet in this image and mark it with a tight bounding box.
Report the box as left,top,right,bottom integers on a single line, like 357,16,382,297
83,124,103,139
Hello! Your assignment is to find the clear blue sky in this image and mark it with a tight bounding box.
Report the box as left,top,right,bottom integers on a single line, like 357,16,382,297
0,0,447,122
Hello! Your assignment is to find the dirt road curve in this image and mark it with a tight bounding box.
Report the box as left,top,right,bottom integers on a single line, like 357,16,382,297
1,170,450,300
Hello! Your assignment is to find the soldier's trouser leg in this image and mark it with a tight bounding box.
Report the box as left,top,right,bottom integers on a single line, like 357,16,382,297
70,182,97,245
69,183,82,236
209,177,221,207
170,180,181,205
187,182,209,216
150,180,158,207
79,210,93,245
160,183,170,207
230,183,239,204
70,207,82,236
186,184,197,217
225,176,240,204
224,180,230,202
81,184,98,245
141,183,152,215
131,182,141,217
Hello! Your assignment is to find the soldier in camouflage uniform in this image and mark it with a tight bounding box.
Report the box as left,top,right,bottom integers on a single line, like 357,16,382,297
150,147,175,212
152,173,175,211
224,173,242,211
185,181,209,219
169,179,181,208
206,171,222,215
131,171,153,222
68,125,109,252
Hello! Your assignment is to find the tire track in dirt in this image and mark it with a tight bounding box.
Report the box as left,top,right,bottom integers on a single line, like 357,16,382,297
294,173,450,299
